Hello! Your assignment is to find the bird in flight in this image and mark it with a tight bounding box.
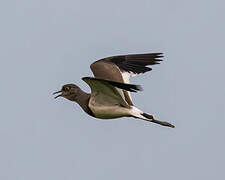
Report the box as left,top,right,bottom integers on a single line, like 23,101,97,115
53,53,174,128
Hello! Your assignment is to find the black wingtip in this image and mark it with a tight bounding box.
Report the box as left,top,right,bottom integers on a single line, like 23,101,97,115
135,84,143,92
107,52,164,74
127,84,143,93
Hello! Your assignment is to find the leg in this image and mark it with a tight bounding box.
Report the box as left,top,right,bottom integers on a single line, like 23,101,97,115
142,113,175,128
151,119,175,128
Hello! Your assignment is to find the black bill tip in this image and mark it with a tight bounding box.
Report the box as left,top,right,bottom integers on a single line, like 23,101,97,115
53,90,62,99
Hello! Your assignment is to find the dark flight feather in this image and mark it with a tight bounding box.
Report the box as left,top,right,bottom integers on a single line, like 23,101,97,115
82,77,142,93
103,53,163,74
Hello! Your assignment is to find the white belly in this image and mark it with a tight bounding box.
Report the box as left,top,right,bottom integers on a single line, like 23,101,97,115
89,104,131,119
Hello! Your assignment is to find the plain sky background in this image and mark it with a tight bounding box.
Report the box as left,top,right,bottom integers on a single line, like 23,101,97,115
0,0,225,179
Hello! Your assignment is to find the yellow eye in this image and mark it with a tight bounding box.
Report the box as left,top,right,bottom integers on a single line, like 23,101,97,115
63,86,70,91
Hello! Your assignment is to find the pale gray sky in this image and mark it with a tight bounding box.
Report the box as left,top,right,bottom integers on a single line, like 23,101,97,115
0,0,225,179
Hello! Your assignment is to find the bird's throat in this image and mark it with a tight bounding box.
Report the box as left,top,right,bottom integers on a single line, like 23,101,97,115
75,90,94,117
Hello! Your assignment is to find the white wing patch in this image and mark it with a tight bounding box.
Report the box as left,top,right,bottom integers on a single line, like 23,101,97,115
121,71,137,84
121,71,138,104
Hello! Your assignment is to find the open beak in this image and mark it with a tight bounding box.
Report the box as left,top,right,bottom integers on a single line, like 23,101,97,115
53,90,62,99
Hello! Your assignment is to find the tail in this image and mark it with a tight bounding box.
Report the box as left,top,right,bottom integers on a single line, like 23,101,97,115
131,107,175,128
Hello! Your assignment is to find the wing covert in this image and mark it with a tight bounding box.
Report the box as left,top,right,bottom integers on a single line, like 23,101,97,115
82,77,132,108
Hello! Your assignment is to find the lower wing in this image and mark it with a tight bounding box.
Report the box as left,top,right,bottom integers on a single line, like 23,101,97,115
82,77,142,108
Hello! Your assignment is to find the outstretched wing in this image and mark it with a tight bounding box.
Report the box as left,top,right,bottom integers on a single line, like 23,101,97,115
82,77,142,108
90,53,163,105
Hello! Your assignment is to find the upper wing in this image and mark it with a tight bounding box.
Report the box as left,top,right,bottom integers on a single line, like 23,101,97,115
82,77,142,108
104,53,163,75
90,53,163,105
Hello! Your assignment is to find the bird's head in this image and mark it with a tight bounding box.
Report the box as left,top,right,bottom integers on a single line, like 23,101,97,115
53,84,81,101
